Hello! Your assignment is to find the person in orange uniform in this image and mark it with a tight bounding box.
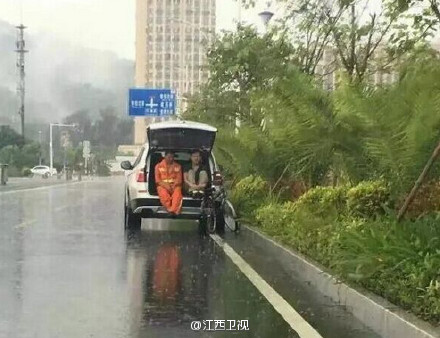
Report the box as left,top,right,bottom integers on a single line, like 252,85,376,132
155,151,183,215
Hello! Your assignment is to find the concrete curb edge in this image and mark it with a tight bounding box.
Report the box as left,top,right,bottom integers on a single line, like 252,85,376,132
244,225,440,338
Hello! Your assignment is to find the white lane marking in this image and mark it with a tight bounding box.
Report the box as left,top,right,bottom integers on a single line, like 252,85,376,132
0,180,93,195
210,234,323,338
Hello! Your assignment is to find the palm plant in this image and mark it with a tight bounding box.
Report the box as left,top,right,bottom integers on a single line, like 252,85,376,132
339,56,440,197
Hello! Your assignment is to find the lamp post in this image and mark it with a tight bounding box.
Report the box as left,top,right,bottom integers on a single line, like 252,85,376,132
257,2,275,131
258,2,274,30
49,123,77,176
38,131,42,165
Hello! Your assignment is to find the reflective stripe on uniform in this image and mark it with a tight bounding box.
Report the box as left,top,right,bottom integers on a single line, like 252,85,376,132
162,179,175,183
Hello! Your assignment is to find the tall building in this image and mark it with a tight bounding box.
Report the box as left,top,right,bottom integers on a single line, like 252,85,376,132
134,0,216,144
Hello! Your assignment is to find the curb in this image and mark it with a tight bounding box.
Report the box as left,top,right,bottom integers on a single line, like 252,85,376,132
244,225,440,338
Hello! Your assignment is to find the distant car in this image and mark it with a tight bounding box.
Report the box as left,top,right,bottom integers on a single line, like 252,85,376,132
121,120,238,233
30,165,57,178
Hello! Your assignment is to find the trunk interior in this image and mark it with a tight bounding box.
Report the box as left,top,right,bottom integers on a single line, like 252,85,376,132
147,151,212,197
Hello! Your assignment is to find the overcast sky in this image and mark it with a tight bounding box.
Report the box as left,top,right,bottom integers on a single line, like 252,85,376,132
0,0,269,60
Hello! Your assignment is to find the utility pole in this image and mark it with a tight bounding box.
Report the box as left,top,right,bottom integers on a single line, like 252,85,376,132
15,24,28,139
38,130,42,165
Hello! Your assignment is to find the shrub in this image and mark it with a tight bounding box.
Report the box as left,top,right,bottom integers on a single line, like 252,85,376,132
22,167,32,177
230,175,269,220
255,202,296,237
333,216,440,323
96,161,110,176
293,185,348,217
256,200,440,323
346,180,391,218
256,200,340,266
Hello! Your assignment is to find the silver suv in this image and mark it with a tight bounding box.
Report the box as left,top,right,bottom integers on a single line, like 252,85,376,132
121,120,236,233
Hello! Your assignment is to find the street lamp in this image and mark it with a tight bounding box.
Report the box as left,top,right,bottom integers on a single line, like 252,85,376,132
38,131,42,165
49,123,77,176
259,2,274,28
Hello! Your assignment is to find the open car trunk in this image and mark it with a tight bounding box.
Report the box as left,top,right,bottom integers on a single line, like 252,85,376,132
147,150,212,197
147,121,217,152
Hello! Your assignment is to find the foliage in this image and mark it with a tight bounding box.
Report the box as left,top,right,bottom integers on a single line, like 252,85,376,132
0,126,23,149
62,107,133,160
213,1,440,324
256,200,341,266
22,167,32,177
95,160,110,176
0,143,41,176
391,0,440,24
334,53,440,197
254,194,440,323
252,66,368,187
229,175,269,220
346,180,391,218
184,25,295,128
214,126,278,182
333,216,440,323
293,185,349,217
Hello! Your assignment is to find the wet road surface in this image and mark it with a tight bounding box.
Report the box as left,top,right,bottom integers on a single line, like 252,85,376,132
0,178,380,338
0,176,83,193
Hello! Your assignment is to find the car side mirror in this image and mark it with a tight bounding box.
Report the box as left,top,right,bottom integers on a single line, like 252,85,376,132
120,161,133,170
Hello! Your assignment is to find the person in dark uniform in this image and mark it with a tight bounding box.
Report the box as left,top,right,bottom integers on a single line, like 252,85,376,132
184,150,208,194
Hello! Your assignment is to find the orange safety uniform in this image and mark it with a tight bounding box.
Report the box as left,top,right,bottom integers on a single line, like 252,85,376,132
155,159,183,214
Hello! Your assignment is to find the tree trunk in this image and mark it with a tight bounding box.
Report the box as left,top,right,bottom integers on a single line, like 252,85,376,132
397,140,440,222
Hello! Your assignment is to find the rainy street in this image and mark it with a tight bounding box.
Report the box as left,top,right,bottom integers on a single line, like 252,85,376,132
0,178,380,338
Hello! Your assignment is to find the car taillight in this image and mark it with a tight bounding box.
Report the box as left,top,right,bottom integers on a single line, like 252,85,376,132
137,171,146,182
213,171,223,186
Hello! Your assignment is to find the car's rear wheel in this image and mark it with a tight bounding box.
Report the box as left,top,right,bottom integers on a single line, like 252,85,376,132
124,195,141,230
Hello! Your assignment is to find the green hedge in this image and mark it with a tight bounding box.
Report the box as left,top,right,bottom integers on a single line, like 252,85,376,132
346,180,391,218
250,181,440,324
229,175,269,220
293,185,348,217
256,201,339,265
333,217,440,323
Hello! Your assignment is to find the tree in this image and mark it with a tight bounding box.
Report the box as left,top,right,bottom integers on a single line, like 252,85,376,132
63,110,93,147
326,0,435,83
241,0,435,83
278,0,344,75
0,125,23,149
392,0,440,23
184,26,295,128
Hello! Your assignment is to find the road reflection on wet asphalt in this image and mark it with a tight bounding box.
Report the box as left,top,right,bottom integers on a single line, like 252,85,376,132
0,178,298,338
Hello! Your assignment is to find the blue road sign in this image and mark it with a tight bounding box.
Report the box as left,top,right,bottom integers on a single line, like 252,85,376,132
128,88,176,117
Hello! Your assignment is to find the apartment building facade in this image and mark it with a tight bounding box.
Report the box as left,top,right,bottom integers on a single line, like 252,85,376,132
134,0,216,144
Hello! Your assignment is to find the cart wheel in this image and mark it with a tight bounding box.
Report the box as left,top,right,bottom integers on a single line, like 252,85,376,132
205,208,216,234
